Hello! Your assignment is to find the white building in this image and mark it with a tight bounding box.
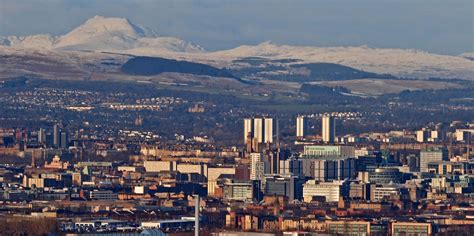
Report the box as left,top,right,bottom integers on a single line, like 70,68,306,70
303,180,344,202
371,185,400,201
296,115,308,138
322,116,335,143
264,118,274,144
244,117,275,145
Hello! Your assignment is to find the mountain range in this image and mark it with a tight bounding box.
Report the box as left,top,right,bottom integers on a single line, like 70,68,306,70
0,16,204,53
1,16,473,81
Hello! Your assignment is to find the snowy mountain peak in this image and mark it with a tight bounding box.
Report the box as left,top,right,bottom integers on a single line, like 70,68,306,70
54,16,158,50
0,16,203,53
77,15,156,37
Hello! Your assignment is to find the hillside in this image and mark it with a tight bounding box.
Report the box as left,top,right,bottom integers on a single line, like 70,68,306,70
209,41,474,80
121,56,237,79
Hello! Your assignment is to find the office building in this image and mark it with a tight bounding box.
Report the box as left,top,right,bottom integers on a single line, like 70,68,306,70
369,168,403,184
327,221,371,236
419,148,448,173
391,222,432,236
296,115,308,138
223,181,259,202
207,167,236,196
348,181,371,200
312,158,356,181
264,175,303,201
278,158,303,176
303,145,355,159
371,185,403,202
322,116,335,143
303,180,347,202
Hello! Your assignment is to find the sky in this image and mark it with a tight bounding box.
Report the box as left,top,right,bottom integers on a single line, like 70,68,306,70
0,0,472,55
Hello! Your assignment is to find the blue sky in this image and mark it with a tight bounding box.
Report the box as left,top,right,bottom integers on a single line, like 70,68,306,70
0,0,472,55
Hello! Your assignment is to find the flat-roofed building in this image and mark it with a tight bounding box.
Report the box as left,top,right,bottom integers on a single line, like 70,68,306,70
427,161,468,175
369,168,403,184
420,148,448,173
223,181,258,202
279,158,303,176
264,175,303,201
312,158,356,181
391,222,432,236
208,166,236,196
141,219,195,231
371,184,404,202
326,221,370,235
89,190,118,200
176,163,208,176
303,145,355,159
303,180,347,202
143,160,176,172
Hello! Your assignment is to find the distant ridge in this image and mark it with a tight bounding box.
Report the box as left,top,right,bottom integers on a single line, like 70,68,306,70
121,56,238,79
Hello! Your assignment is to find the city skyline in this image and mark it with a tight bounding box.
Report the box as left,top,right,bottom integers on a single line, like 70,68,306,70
0,0,473,235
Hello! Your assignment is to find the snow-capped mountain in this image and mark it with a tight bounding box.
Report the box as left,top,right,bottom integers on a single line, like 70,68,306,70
206,41,474,80
0,16,204,53
1,16,473,80
0,34,56,49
